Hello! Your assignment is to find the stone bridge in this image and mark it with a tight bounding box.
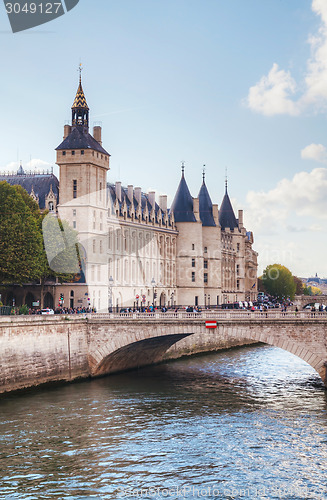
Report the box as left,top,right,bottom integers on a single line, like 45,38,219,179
0,310,327,394
294,294,327,309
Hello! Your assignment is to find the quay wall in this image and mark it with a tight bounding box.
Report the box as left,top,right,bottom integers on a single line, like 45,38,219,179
0,316,89,394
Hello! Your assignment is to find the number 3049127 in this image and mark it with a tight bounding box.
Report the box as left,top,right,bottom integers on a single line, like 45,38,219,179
5,3,62,14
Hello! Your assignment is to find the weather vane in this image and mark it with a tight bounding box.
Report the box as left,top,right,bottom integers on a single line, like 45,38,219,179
202,164,206,182
78,62,83,82
181,161,185,175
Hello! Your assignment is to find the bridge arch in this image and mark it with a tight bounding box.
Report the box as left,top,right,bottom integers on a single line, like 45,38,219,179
87,318,327,386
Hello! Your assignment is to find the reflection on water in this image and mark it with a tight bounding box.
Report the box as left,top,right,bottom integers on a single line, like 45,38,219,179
0,345,326,499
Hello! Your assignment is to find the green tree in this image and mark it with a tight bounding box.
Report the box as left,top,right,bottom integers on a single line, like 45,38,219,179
262,264,296,300
257,276,265,292
0,182,45,284
310,285,322,296
0,182,81,307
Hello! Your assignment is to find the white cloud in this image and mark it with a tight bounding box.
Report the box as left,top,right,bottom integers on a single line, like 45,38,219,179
302,0,327,109
246,63,299,116
26,159,52,171
245,167,327,234
0,158,52,173
301,143,327,163
246,0,327,116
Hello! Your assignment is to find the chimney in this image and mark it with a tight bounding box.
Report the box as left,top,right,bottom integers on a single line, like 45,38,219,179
127,185,134,203
148,191,155,208
115,181,122,202
193,198,200,222
238,209,243,229
63,125,71,139
93,126,102,145
213,204,219,225
159,195,167,212
134,187,142,206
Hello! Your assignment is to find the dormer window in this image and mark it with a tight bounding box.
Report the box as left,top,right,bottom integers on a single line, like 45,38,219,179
48,202,54,211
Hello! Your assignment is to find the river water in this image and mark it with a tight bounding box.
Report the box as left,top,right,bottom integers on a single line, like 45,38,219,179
0,345,327,500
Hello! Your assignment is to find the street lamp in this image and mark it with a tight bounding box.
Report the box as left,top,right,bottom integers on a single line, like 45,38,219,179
108,275,114,313
151,277,156,308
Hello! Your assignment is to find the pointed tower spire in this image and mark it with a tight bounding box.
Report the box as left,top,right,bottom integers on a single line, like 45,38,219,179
198,168,215,226
71,64,89,132
219,178,238,230
171,164,196,222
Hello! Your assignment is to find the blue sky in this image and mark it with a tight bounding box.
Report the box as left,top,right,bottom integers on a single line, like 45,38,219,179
1,0,327,277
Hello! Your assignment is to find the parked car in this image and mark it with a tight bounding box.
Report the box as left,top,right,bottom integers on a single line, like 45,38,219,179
41,308,54,315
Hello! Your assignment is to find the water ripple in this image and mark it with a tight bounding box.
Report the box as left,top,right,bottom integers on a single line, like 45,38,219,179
0,345,326,499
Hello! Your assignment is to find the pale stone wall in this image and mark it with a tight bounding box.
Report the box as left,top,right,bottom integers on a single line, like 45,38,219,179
0,314,327,394
175,220,204,306
0,317,89,394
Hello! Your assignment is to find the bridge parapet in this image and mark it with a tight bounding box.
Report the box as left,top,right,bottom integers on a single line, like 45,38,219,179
0,312,326,393
294,295,327,309
88,310,327,322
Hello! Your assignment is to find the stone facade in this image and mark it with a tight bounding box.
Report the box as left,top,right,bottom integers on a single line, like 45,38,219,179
55,77,258,310
0,76,258,310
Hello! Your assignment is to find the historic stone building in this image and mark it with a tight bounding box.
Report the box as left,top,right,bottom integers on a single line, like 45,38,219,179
0,76,257,310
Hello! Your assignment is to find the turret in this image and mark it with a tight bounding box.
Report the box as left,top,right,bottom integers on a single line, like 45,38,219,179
198,170,216,227
219,179,238,230
171,164,196,222
71,70,89,133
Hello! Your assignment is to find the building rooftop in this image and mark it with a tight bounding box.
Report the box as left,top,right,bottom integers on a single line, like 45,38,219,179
198,175,216,227
0,169,59,209
170,169,196,223
56,126,109,155
219,185,238,230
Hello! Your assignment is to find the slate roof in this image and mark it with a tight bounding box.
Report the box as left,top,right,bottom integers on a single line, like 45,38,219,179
107,183,174,226
56,126,109,155
219,188,238,230
198,179,216,227
170,172,196,223
0,173,59,210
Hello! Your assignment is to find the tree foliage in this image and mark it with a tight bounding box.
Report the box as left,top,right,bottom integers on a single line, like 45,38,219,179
293,276,304,295
0,182,45,284
0,182,81,300
262,264,296,300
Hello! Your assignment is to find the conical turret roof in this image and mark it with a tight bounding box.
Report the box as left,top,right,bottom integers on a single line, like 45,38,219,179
219,183,238,230
171,168,196,222
72,76,89,110
198,173,216,226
